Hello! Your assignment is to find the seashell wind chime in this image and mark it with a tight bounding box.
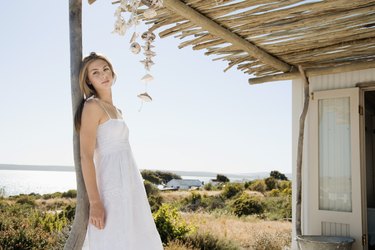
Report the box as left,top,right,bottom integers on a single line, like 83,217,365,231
112,0,163,111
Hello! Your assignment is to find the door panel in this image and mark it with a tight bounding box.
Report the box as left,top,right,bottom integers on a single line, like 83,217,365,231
308,88,362,249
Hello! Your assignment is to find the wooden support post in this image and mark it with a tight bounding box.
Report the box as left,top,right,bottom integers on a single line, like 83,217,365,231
64,1,89,249
295,65,310,237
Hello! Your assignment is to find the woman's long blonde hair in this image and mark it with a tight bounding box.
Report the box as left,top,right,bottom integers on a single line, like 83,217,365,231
74,52,117,132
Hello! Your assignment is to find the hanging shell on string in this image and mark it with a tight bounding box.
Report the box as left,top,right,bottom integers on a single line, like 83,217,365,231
137,92,152,102
143,8,157,18
112,17,127,36
141,73,154,83
144,50,156,57
140,59,155,71
130,42,141,54
141,31,156,41
142,44,155,50
130,32,138,43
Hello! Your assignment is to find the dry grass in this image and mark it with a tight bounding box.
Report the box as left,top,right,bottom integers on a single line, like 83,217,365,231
160,190,263,203
164,240,199,250
181,212,291,250
160,190,221,203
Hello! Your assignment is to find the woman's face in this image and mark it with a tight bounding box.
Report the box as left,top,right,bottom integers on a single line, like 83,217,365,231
87,59,114,92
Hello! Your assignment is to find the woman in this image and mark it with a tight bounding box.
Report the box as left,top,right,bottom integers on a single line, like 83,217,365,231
74,52,163,249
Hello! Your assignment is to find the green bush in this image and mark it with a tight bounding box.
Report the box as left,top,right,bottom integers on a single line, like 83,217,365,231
181,192,206,212
278,180,292,191
148,194,163,213
203,182,213,191
141,170,182,185
205,195,226,211
267,189,280,197
153,204,192,244
61,189,77,199
263,195,292,220
282,187,292,196
215,174,230,183
249,180,266,193
63,204,76,222
221,183,244,199
0,202,70,249
181,232,240,250
15,196,36,207
230,193,264,217
244,181,252,189
265,177,277,191
42,192,62,200
270,170,288,181
144,180,160,197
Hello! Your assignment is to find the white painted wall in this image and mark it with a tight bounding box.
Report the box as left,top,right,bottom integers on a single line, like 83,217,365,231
291,68,375,249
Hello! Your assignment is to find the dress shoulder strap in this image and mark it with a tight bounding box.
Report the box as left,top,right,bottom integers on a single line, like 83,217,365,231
92,97,112,119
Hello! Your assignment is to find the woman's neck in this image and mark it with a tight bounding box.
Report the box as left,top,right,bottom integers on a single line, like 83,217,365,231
97,92,113,105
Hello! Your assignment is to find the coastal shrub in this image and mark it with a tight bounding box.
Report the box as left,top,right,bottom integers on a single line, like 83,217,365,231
278,180,292,191
244,181,252,189
267,189,281,197
0,202,69,249
141,170,182,185
251,230,291,250
249,180,266,193
142,170,163,184
263,195,292,220
181,192,206,212
205,195,226,211
215,174,230,183
282,188,292,196
165,239,199,250
16,196,36,207
230,193,263,217
155,170,182,184
203,182,213,191
144,180,160,197
42,192,62,199
64,204,76,221
265,177,277,190
148,194,163,213
181,232,240,250
153,204,192,244
222,183,244,199
270,170,288,181
61,189,77,199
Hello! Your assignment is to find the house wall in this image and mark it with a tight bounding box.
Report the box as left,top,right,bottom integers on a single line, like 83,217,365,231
291,68,375,249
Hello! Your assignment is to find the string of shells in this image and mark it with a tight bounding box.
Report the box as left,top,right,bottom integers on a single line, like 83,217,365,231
112,0,163,107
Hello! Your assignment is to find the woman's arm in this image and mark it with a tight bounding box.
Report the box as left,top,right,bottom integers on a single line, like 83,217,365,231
80,100,105,229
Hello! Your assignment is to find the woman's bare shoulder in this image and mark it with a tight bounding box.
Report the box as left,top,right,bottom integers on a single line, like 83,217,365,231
82,98,102,120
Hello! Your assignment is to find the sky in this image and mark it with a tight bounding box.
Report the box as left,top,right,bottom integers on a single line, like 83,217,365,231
0,1,291,174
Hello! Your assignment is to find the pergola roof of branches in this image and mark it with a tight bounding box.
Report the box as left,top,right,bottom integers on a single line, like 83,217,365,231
103,0,375,84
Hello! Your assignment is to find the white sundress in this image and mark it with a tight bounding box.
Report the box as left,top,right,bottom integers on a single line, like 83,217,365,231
82,97,163,250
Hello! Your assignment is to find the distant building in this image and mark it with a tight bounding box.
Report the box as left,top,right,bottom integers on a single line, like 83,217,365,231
166,179,203,190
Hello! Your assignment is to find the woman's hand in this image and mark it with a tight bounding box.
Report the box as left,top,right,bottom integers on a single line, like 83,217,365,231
89,200,105,230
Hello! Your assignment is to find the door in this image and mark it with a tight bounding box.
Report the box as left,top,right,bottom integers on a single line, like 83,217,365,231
308,87,362,249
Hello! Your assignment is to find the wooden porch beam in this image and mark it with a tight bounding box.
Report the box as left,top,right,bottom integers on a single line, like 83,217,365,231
249,61,375,84
90,0,291,72
159,0,292,73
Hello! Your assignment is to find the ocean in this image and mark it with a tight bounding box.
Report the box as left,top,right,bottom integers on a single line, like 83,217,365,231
0,169,250,197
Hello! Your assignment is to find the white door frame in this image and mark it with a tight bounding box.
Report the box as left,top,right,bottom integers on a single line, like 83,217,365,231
359,83,375,249
308,87,362,249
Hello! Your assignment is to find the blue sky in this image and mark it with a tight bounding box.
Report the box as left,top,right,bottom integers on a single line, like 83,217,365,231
0,1,291,174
